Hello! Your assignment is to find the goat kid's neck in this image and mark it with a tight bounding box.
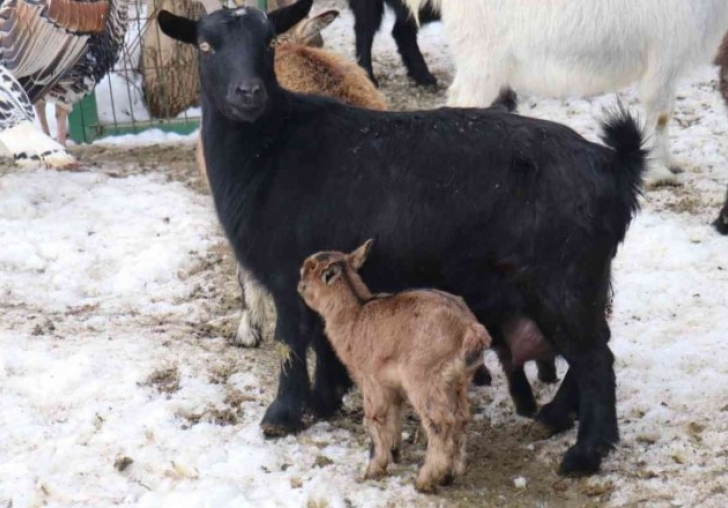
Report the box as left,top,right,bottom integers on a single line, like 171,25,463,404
320,272,374,343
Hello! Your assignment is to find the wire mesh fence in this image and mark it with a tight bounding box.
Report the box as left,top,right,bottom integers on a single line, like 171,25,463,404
69,0,272,143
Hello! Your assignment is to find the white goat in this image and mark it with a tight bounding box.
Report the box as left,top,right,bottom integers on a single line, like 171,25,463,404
406,0,728,185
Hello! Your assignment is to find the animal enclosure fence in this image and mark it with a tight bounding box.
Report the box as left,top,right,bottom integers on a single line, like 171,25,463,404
68,0,270,143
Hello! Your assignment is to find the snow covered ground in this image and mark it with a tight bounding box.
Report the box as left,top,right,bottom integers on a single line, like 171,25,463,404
4,2,728,507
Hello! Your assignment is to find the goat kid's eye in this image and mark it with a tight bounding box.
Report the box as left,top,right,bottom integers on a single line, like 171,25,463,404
199,42,213,53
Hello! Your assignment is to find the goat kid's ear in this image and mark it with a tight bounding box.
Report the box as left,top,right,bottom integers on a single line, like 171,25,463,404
157,10,198,45
268,0,313,35
349,239,374,271
321,263,342,285
296,10,339,43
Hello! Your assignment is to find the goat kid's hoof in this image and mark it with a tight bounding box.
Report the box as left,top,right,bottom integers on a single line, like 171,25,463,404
415,478,438,494
364,466,387,481
439,472,455,487
261,401,305,438
558,445,603,477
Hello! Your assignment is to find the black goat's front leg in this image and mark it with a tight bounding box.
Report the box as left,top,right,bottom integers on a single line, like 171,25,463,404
389,2,437,87
260,299,311,437
558,344,619,476
310,319,352,418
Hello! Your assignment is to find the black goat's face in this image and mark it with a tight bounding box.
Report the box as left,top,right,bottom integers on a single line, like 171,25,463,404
157,1,311,122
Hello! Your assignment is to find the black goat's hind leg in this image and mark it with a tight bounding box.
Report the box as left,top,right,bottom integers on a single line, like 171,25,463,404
558,344,619,476
536,357,558,384
472,363,492,386
536,367,578,435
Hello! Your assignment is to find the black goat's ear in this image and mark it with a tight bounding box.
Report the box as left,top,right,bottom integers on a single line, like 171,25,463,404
321,263,342,285
158,10,198,45
348,239,373,271
268,0,313,35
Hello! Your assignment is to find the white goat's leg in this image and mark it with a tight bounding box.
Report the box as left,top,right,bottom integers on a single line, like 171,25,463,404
447,60,507,108
640,76,680,187
233,265,267,347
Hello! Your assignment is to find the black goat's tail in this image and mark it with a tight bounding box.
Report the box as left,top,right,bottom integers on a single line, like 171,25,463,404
599,103,648,219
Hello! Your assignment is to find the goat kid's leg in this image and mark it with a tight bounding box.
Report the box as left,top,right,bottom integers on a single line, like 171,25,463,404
452,380,472,479
310,319,352,418
363,385,397,479
558,343,618,476
388,0,436,87
261,299,311,437
415,417,454,493
233,266,267,347
349,0,384,87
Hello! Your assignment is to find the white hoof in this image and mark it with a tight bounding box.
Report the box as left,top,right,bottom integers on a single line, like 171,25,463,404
644,163,679,189
232,310,262,347
39,150,78,170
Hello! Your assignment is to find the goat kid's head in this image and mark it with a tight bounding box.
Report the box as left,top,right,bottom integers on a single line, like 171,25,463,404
297,240,374,311
157,0,313,122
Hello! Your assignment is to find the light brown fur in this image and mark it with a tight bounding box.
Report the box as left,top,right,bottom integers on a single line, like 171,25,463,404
298,240,491,493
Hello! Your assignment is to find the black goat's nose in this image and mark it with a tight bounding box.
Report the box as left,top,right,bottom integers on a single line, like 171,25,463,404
237,82,262,98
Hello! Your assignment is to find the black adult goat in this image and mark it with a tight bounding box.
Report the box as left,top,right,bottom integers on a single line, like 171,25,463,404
158,2,646,476
349,0,439,87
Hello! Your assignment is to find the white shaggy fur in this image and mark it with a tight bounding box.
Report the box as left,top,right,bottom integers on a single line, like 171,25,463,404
232,265,276,347
406,0,728,185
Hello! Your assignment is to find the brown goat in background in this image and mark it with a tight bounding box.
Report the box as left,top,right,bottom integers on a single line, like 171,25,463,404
298,240,491,493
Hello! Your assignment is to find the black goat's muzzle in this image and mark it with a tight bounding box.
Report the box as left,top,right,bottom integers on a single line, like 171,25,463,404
226,80,268,122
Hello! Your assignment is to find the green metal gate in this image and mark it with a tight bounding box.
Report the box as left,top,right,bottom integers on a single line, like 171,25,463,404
68,0,268,143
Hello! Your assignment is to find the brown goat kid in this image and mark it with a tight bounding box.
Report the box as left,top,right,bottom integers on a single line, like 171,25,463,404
298,240,492,493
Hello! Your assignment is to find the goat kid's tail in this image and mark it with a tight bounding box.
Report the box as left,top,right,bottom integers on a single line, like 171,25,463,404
599,103,648,221
463,323,492,371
